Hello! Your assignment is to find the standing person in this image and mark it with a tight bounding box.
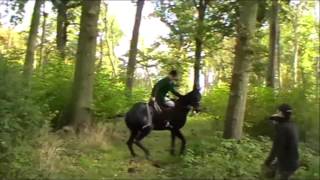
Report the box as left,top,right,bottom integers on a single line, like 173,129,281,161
263,104,299,180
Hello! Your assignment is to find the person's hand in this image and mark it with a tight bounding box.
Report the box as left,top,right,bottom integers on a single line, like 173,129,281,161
150,97,155,101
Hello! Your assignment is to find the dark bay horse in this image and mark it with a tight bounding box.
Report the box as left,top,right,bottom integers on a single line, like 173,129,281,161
125,89,201,158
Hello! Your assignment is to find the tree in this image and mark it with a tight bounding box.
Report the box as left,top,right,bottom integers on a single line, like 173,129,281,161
291,1,304,85
125,0,145,96
266,0,280,88
51,0,81,58
39,4,48,70
193,0,209,89
155,0,238,89
59,0,101,132
223,0,258,139
23,0,43,82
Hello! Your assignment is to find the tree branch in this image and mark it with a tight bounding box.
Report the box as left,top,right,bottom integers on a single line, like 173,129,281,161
67,1,81,9
192,0,199,10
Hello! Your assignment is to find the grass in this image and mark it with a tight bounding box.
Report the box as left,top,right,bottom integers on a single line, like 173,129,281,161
29,113,320,179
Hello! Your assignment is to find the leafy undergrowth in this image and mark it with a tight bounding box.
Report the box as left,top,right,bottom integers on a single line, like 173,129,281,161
10,114,320,179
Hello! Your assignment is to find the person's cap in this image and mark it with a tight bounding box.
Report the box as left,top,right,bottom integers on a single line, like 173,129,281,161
278,104,293,114
169,70,178,76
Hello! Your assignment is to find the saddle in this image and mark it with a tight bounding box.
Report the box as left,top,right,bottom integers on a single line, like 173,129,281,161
148,100,173,114
148,100,173,129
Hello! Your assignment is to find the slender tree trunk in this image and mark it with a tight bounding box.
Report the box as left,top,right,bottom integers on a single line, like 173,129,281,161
102,5,117,77
292,38,299,85
23,0,43,82
266,0,280,89
59,0,101,132
223,0,258,139
125,0,145,96
56,1,68,59
193,0,208,90
292,3,302,86
204,68,209,91
109,20,118,77
39,9,48,70
98,31,103,69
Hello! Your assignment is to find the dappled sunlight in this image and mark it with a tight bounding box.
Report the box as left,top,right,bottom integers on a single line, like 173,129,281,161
0,0,319,179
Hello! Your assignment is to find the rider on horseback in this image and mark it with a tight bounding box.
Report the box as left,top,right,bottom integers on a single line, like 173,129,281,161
150,70,182,128
151,70,182,109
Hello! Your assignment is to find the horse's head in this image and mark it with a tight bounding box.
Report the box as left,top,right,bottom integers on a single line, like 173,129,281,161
180,88,202,112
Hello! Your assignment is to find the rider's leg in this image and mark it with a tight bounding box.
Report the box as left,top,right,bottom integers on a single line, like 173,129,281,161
163,100,174,129
164,100,175,108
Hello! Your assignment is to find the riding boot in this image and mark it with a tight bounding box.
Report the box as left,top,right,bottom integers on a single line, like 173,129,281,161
165,121,173,129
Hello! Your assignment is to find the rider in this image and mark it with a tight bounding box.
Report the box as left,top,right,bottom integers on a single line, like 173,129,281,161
151,70,183,110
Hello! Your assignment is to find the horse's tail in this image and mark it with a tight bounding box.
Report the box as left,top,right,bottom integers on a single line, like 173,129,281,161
125,102,153,130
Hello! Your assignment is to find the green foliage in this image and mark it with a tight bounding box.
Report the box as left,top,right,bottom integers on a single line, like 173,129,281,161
0,60,50,178
202,84,229,120
201,85,319,151
0,0,319,179
180,135,270,179
246,86,319,150
32,60,74,113
94,71,149,121
2,117,317,180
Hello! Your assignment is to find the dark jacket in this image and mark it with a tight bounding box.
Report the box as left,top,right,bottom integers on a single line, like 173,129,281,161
151,77,182,105
265,118,299,172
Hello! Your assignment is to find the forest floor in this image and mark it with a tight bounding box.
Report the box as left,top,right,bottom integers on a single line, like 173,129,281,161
36,114,319,180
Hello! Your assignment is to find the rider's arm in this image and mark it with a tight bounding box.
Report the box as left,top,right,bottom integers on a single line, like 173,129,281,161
264,126,285,166
151,83,158,98
169,83,182,98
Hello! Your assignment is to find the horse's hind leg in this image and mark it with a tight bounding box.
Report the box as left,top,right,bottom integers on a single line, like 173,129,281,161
127,130,138,157
175,130,186,155
134,126,152,158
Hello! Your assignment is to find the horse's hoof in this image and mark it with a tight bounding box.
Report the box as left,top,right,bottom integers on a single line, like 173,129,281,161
128,167,136,173
152,161,161,168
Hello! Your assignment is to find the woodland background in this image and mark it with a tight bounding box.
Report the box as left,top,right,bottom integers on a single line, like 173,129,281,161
0,0,319,179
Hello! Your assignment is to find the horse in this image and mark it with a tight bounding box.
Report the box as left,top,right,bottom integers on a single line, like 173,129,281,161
124,88,201,158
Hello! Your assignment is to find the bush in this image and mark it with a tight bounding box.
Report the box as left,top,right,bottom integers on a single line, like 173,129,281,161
0,60,51,178
94,71,150,121
32,61,74,114
246,86,319,150
202,85,319,151
180,135,319,180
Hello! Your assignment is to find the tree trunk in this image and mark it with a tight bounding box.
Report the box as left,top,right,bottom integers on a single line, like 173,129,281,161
292,2,302,86
102,4,117,77
56,1,68,58
39,9,48,70
266,0,280,89
23,0,43,82
193,0,208,90
223,0,258,139
204,68,209,91
125,0,145,96
60,0,101,133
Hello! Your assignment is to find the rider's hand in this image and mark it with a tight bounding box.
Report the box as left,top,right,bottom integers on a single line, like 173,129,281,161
150,97,155,101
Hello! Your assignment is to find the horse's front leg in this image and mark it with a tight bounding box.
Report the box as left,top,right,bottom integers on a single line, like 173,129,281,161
175,130,186,155
170,130,176,155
